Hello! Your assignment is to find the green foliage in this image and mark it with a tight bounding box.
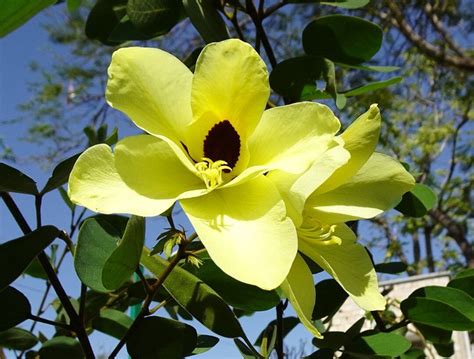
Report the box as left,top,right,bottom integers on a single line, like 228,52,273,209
401,286,474,331
396,184,438,218
0,163,38,195
41,153,81,195
91,308,133,339
191,335,220,355
0,328,38,351
0,0,56,37
312,279,348,319
0,287,31,331
344,331,411,357
183,0,229,43
126,316,197,359
303,15,382,64
0,226,59,291
141,248,246,338
448,268,474,297
39,336,85,358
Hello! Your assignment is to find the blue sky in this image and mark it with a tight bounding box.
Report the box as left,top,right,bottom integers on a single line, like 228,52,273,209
0,7,318,359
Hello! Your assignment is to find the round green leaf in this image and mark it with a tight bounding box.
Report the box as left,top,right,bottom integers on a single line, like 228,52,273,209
448,268,474,297
0,328,38,350
345,331,411,357
39,336,85,359
0,225,58,291
0,287,31,331
0,163,38,194
126,316,197,359
127,0,183,37
187,259,280,312
395,183,437,217
183,0,229,43
303,15,383,64
141,248,245,338
85,0,127,45
401,286,474,331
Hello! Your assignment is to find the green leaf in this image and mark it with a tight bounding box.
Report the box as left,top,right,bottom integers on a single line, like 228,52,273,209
337,63,400,72
312,279,348,320
58,186,75,211
342,76,403,97
127,0,183,37
374,262,407,274
395,183,437,217
303,15,383,64
345,331,411,357
41,153,81,195
234,338,258,359
190,335,219,355
270,56,326,100
67,0,82,12
141,248,245,338
0,328,38,350
102,216,145,290
0,287,31,331
413,323,452,345
0,0,55,38
0,226,58,291
92,308,132,340
254,317,300,347
401,286,474,331
85,0,127,45
74,216,125,292
304,349,335,358
183,0,229,43
433,341,454,357
0,163,38,194
288,0,369,9
447,268,474,297
24,257,48,279
126,316,197,359
186,259,280,312
39,336,85,359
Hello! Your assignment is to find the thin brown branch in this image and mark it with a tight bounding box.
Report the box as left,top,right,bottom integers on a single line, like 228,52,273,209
383,1,474,71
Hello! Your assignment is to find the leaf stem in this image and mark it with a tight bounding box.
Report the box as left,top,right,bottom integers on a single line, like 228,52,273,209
28,314,73,331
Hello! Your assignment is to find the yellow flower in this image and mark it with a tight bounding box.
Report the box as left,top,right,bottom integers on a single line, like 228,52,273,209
68,39,346,290
273,105,415,337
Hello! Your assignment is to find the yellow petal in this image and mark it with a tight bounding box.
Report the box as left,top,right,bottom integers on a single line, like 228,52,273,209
181,176,297,290
186,39,270,173
106,47,193,144
248,102,341,173
280,254,322,338
114,135,207,200
298,224,386,311
316,104,381,194
68,144,175,216
307,152,415,223
266,142,350,227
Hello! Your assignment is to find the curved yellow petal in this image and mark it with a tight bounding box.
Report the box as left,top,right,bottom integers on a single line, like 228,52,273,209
106,47,193,144
248,102,341,173
307,152,415,223
316,104,381,194
280,254,322,338
298,224,386,311
114,135,207,200
181,176,297,290
186,39,270,173
266,142,350,227
68,144,176,216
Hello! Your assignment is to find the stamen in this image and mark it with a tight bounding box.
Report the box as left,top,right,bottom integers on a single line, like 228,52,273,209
195,157,232,190
298,218,339,244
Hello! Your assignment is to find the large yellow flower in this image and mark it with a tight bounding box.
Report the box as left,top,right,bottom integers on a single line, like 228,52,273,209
68,39,347,290
274,105,415,337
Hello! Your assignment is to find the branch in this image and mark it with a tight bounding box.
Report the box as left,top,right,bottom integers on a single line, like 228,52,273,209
0,192,95,359
384,1,474,72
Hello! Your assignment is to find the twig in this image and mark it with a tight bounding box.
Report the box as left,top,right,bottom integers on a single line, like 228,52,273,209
28,314,73,331
275,301,285,359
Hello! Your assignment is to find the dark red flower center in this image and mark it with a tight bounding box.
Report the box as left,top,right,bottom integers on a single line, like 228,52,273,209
203,120,240,169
